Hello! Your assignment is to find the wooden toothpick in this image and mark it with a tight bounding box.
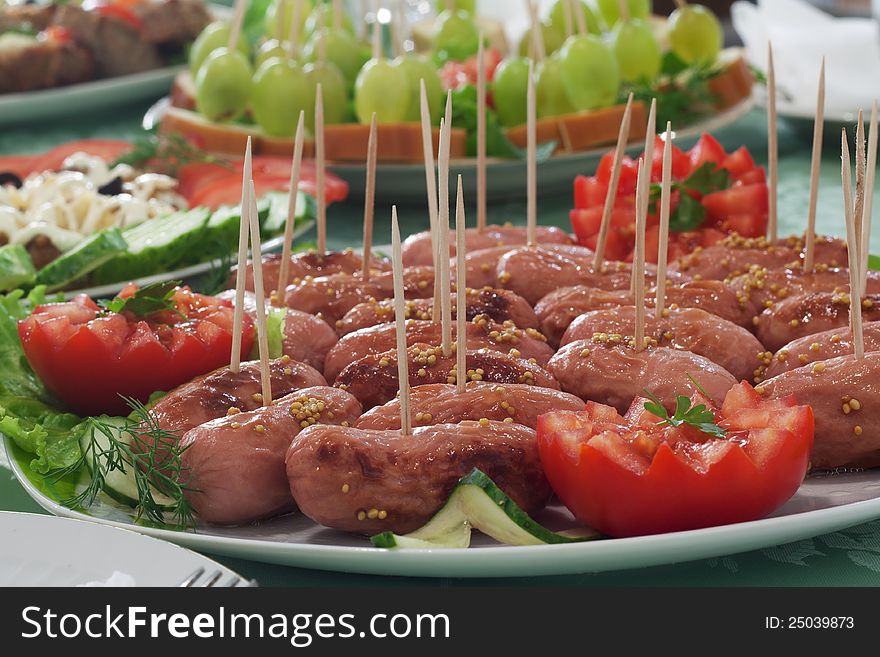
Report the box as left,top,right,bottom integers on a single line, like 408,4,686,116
372,0,382,60
841,130,865,359
804,57,825,273
230,137,253,373
438,115,453,357
276,112,305,301
593,93,633,268
562,0,574,38
862,99,878,295
248,180,273,405
455,175,467,394
526,58,537,247
332,0,343,32
391,207,412,435
854,110,866,256
655,122,673,319
288,0,304,56
617,0,630,22
315,83,327,253
528,0,546,62
476,34,487,232
227,0,247,50
633,160,647,352
419,80,441,322
631,97,656,296
361,113,378,280
573,0,587,35
767,42,779,241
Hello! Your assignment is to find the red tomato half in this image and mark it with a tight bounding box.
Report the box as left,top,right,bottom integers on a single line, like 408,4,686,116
18,287,255,416
28,140,134,175
537,382,813,537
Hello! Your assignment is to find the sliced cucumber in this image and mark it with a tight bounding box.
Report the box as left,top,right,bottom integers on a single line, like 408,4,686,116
371,469,600,549
78,416,175,509
34,228,127,291
0,243,35,291
261,191,314,235
93,208,210,284
200,196,272,261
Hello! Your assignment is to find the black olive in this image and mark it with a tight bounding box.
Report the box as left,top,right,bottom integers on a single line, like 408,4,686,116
0,172,22,188
98,176,124,196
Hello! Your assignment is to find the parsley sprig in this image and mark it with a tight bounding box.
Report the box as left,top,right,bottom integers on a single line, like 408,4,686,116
99,280,183,319
643,389,727,439
648,162,731,233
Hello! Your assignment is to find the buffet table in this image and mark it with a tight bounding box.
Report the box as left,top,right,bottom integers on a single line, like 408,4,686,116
1,102,879,586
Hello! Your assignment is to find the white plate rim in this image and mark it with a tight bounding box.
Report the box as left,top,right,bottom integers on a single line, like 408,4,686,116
0,509,245,587
7,436,880,578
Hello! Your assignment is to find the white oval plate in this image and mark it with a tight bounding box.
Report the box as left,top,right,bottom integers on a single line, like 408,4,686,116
7,436,880,578
0,510,244,587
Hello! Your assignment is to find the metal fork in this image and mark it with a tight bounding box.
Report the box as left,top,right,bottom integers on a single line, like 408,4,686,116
177,566,254,587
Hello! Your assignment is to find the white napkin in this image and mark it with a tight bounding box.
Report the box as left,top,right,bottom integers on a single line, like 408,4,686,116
732,0,880,119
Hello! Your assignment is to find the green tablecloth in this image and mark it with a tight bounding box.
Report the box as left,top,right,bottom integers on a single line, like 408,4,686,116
2,102,879,587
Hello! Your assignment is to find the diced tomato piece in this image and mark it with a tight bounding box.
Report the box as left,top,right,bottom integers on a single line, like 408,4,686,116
703,183,768,221
735,167,766,186
688,133,727,171
650,136,692,182
573,175,607,209
720,146,756,178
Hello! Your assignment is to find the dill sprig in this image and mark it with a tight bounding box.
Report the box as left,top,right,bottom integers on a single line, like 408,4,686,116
112,131,231,177
53,396,196,529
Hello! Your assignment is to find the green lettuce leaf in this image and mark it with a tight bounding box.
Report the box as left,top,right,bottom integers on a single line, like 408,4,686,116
249,307,287,360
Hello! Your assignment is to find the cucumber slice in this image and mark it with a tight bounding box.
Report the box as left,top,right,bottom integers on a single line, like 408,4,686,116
371,468,600,549
78,416,175,510
93,208,210,284
0,243,35,291
261,191,314,235
34,228,127,291
200,196,272,261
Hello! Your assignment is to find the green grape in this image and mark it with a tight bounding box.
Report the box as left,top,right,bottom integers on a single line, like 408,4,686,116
189,22,249,76
265,0,312,41
442,0,475,14
256,39,289,68
195,47,253,122
609,18,660,82
596,0,651,27
517,21,566,58
354,58,411,124
548,0,601,36
304,61,348,130
536,53,575,118
667,4,722,65
303,28,368,89
558,34,619,111
303,4,355,40
492,57,530,127
251,58,313,137
394,55,443,122
433,9,480,62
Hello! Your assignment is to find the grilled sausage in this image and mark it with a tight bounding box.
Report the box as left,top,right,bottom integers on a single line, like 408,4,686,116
285,421,551,534
535,279,754,346
401,224,573,266
497,246,689,305
755,291,880,352
323,319,554,382
452,243,596,289
216,290,338,371
355,381,583,430
147,358,327,436
728,266,880,313
559,306,764,382
180,387,362,524
335,344,558,409
670,238,800,281
335,287,539,336
762,322,880,379
760,354,880,470
548,341,736,414
283,266,435,325
232,249,391,295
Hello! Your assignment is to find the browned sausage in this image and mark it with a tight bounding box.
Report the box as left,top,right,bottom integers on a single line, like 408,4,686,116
535,279,755,346
401,224,573,266
216,290,338,372
231,249,391,294
323,318,554,382
335,287,539,335
559,306,764,382
453,243,594,289
497,246,689,305
670,236,800,281
180,387,362,524
762,321,880,379
283,266,435,324
547,341,736,414
355,381,583,430
285,421,551,534
335,344,559,409
760,354,880,470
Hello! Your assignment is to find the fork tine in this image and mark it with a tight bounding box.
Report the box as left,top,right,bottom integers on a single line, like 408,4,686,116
221,575,242,587
201,570,224,587
179,567,205,587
